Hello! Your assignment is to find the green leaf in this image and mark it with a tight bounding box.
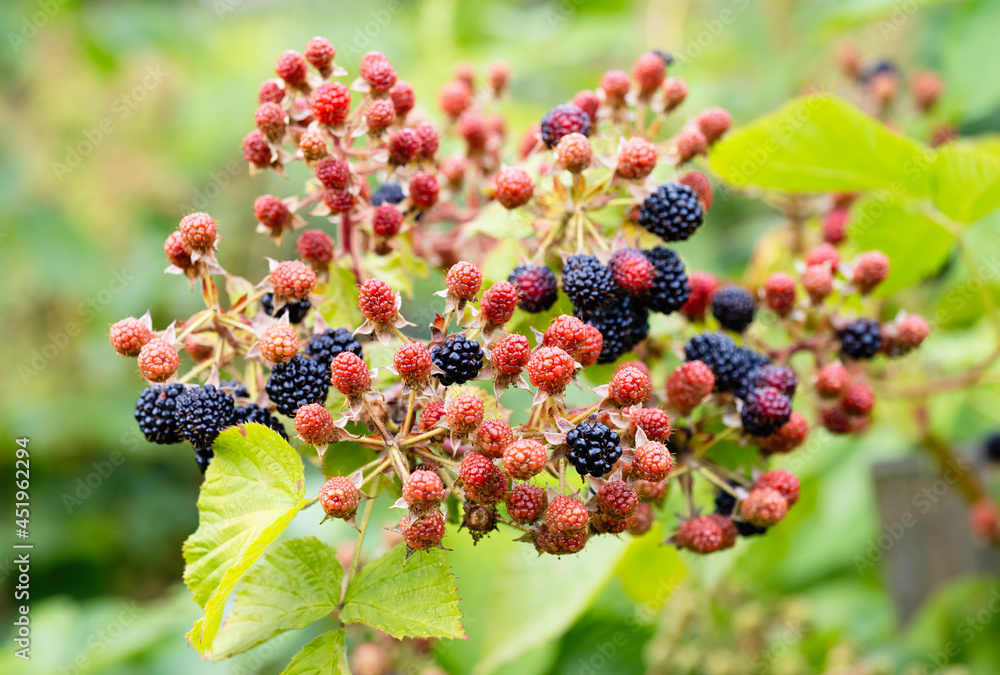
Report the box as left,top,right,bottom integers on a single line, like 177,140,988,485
212,537,344,660
183,424,308,653
279,629,350,675
942,0,1000,121
849,196,954,294
710,94,933,195
465,201,535,240
341,544,464,640
614,524,685,609
932,145,1000,223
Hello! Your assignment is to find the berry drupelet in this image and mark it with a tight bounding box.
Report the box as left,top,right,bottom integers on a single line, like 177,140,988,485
565,422,622,476
305,327,364,371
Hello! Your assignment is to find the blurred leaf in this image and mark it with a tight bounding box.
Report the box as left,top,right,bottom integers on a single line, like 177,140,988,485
932,145,1000,223
341,544,464,640
615,524,686,608
814,0,956,30
183,424,308,653
465,201,535,240
849,197,954,294
710,95,932,195
943,0,1000,121
481,237,524,284
212,536,343,660
278,629,350,675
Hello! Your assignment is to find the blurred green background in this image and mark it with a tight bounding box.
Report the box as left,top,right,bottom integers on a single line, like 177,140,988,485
2,0,999,673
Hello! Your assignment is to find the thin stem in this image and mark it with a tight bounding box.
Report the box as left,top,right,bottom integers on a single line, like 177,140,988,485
400,427,446,448
693,462,739,496
360,458,391,488
176,310,214,342
343,484,378,598
400,390,417,437
693,427,739,458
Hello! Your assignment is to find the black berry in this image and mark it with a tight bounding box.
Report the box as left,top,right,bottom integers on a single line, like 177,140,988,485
714,487,738,516
234,403,288,440
637,182,703,242
134,383,185,445
644,246,690,314
565,422,622,477
266,354,331,417
562,255,615,313
261,292,312,324
740,386,792,436
431,335,484,387
176,385,236,452
839,318,882,360
580,292,649,363
540,104,591,148
737,364,797,400
711,286,756,332
305,327,364,373
372,182,405,206
984,434,1000,463
509,264,558,313
685,332,769,393
735,520,768,537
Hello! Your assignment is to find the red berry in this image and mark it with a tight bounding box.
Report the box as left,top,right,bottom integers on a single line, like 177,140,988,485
446,261,483,301
740,487,788,527
393,342,432,385
696,107,732,143
387,128,420,165
254,195,290,233
708,513,738,549
543,314,587,356
445,392,484,434
409,172,439,210
502,439,548,480
536,523,588,555
764,272,797,316
258,80,285,105
852,251,890,293
330,351,370,397
681,271,718,320
304,36,335,72
492,333,532,375
403,469,446,508
677,171,713,210
441,156,466,185
842,381,874,415
297,230,334,267
755,470,800,507
759,411,809,454
179,212,217,252
675,128,707,162
480,281,518,327
662,76,688,111
459,452,494,490
323,187,356,214
311,82,351,126
805,243,840,268
294,403,333,445
912,69,944,112
319,476,359,519
545,495,589,535
600,69,630,104
314,158,350,189
609,366,652,407
895,314,930,352
475,418,515,458
555,133,593,173
628,407,672,441
598,480,639,520
824,208,849,244
164,231,193,269
506,483,547,523
364,99,395,134
633,52,667,95
137,338,179,382
632,441,673,482
400,511,446,550
389,80,415,116
359,51,397,92
816,363,849,398
628,503,655,535
358,279,397,322
487,61,509,96
493,167,534,209
110,317,152,357
259,323,299,363
371,204,403,238
518,123,541,159
571,90,600,121
275,50,307,84
527,346,576,393
633,479,668,504
578,324,604,368
270,260,316,300
802,264,834,302
616,137,658,180
414,121,440,159
255,102,287,141
609,249,654,294
298,129,328,162
458,110,488,152
438,80,472,118
676,515,725,554
419,400,446,431
667,360,715,413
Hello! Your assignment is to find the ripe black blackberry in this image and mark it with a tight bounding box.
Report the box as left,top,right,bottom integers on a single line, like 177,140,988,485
220,379,250,400
644,246,690,314
737,364,797,400
508,264,558,313
581,292,649,363
261,292,312,324
540,104,591,148
175,385,236,452
984,434,1000,463
712,286,756,332
305,327,364,372
371,182,405,206
266,354,331,417
714,486,738,515
430,335,484,386
735,520,768,537
839,318,882,360
234,403,288,440
134,383,185,444
684,332,769,392
637,182,703,242
561,255,615,313
565,422,622,476
194,448,214,474
740,386,792,436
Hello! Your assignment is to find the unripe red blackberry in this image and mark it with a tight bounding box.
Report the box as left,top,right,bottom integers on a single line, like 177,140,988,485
506,483,546,523
536,524,588,555
493,167,534,209
598,480,639,520
445,261,483,301
815,363,849,398
628,407,672,441
741,487,788,527
609,248,654,295
243,129,273,167
418,400,446,431
681,271,718,320
358,279,397,322
298,128,328,161
311,82,351,126
459,452,494,490
440,156,466,186
675,128,707,162
527,346,576,393
254,195,290,234
323,187,355,214
852,251,890,293
458,110,488,152
545,495,589,535
179,212,217,252
759,411,809,454
805,242,840,268
475,418,515,458
399,512,447,550
259,324,300,363
319,476,359,519
258,80,285,105
518,123,541,159
502,439,547,480
304,36,335,73
628,503,655,535
755,470,800,507
609,366,652,407
138,338,179,382
330,351,370,397
371,204,403,238
600,69,630,105
414,121,440,159
480,281,518,327
555,133,593,173
708,513,738,549
667,360,715,413
676,515,725,554
543,314,587,356
408,171,439,210
662,76,688,111
633,51,667,95
764,272,797,316
894,314,930,353
802,264,834,302
487,61,509,97
911,69,944,112
445,392,484,434
392,342,432,386
696,107,732,143
824,208,849,244
403,469,446,508
386,128,420,165
387,80,415,117
571,90,600,120
678,171,713,210
633,440,673,482
509,264,558,313
364,99,395,134
164,231,193,269
110,317,152,357
578,324,604,368
275,50,308,85
314,158,350,189
270,260,316,300
359,51,397,93
842,381,874,415
491,333,532,375
633,479,668,504
294,403,333,445
296,230,334,269
820,404,853,434
540,104,591,148
616,137,658,180
255,102,287,142
438,80,472,118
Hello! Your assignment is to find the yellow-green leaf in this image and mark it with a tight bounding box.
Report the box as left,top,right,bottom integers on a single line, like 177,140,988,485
279,629,350,675
932,144,1000,223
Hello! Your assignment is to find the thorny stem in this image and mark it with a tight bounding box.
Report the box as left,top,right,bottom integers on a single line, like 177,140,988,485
400,427,446,448
361,398,410,481
414,447,459,470
558,458,566,494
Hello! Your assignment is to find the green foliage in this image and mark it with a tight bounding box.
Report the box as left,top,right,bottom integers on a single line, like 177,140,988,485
932,145,1000,223
279,629,350,675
